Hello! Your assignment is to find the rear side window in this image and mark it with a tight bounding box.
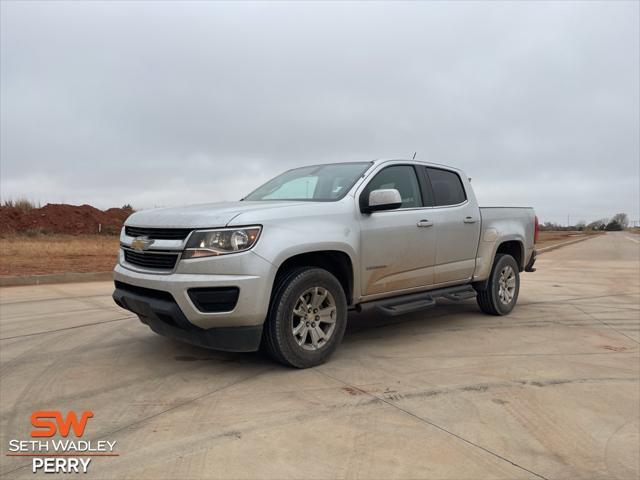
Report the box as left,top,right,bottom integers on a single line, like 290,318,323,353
426,168,467,206
363,165,422,208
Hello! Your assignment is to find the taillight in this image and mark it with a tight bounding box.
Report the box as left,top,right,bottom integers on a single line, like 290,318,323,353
534,215,539,244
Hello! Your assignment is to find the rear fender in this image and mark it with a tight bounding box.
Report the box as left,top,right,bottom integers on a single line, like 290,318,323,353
473,232,525,283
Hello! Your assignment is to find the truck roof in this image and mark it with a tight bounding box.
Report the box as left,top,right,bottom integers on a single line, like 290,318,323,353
371,158,465,172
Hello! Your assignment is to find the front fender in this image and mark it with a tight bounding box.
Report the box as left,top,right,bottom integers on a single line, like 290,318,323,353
251,219,361,303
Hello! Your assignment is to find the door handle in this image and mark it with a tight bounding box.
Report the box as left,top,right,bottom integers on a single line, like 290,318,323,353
463,216,477,224
417,220,433,228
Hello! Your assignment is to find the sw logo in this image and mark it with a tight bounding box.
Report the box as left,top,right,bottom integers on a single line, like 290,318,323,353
6,410,117,474
31,410,93,438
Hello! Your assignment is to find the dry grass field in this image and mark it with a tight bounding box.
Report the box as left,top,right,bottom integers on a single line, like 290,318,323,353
536,230,602,249
0,234,119,276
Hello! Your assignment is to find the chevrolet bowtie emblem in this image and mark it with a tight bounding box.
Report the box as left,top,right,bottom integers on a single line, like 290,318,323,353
131,236,154,251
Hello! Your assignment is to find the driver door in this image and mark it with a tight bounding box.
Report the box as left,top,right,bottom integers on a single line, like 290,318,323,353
358,164,436,297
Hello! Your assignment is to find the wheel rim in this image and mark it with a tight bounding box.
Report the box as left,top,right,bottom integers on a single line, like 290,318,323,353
497,265,516,305
291,287,337,351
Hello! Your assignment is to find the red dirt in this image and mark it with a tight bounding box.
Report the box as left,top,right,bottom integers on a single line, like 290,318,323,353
0,204,133,236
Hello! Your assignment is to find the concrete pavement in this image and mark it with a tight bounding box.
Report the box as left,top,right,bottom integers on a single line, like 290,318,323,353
1,232,638,479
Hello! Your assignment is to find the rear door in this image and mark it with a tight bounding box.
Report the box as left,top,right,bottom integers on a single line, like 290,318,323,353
358,164,437,297
423,167,481,284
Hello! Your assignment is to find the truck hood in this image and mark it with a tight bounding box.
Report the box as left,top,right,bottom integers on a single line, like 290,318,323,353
124,201,306,229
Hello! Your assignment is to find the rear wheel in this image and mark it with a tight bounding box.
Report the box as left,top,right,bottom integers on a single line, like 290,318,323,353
476,254,520,315
263,267,347,368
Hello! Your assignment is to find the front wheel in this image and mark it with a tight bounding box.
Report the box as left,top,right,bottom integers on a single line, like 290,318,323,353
476,254,520,315
263,267,348,368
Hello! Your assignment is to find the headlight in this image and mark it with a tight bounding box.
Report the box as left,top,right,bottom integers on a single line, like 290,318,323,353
182,226,262,258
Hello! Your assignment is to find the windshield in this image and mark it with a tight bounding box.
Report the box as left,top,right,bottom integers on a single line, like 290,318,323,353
243,162,372,201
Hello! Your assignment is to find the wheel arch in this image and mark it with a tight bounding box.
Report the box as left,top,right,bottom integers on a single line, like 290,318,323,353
272,250,355,305
473,237,525,291
495,239,525,271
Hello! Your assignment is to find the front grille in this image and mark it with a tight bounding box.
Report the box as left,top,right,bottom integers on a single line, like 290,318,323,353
123,249,179,270
125,226,192,240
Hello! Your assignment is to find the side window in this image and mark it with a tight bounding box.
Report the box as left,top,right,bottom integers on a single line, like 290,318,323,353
364,165,422,208
426,168,466,206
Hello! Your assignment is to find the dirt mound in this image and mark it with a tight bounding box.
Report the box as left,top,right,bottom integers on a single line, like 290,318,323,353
0,203,133,235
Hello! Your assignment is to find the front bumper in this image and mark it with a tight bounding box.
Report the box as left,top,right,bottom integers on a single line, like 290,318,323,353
113,283,263,352
113,250,275,329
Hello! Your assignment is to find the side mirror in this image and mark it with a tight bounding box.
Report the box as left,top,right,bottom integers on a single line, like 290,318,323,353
363,189,402,213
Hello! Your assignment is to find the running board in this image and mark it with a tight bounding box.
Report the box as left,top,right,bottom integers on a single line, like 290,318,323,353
371,285,477,317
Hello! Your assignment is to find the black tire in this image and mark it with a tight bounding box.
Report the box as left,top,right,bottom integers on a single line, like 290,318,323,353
263,267,348,368
476,254,520,315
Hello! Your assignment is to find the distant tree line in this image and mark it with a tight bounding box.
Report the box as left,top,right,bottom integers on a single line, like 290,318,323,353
539,213,629,232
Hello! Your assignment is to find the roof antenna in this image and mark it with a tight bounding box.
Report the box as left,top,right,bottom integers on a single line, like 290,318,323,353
412,152,417,160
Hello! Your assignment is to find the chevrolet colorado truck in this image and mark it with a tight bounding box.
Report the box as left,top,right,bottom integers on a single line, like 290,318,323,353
113,159,537,367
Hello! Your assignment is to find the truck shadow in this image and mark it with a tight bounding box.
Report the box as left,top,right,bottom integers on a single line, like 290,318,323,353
164,300,481,366
346,300,480,335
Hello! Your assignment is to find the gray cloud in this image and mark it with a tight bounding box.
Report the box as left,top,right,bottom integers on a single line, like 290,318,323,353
1,1,638,224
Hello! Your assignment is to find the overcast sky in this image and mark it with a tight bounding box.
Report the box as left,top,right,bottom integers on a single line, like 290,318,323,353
1,1,638,224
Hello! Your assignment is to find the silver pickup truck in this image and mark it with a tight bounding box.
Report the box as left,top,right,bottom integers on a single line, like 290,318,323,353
113,159,537,367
